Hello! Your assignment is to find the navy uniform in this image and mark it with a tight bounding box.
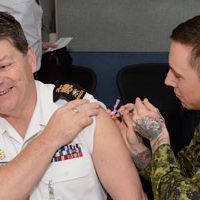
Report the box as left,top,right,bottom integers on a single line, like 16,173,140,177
0,81,107,200
143,123,200,200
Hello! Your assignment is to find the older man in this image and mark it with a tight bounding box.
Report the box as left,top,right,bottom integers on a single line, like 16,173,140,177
0,12,146,200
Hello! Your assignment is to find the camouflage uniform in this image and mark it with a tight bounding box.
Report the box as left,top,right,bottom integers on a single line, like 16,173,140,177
143,123,200,200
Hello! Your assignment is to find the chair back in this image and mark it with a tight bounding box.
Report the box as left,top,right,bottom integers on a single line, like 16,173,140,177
37,63,97,94
65,65,97,94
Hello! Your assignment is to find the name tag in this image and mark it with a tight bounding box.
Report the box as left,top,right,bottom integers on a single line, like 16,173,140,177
0,162,8,167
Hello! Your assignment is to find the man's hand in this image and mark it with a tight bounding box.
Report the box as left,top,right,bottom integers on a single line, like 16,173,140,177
42,99,100,149
132,98,170,153
114,104,151,170
42,42,58,52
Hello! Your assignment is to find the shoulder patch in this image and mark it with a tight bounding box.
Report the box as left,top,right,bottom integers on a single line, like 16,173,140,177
53,82,86,102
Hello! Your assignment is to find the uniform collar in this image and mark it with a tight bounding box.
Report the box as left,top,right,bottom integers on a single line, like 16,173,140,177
0,81,59,142
35,81,58,126
24,81,58,141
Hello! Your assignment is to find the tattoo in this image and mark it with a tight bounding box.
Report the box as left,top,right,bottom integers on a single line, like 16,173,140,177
136,116,164,140
133,149,151,170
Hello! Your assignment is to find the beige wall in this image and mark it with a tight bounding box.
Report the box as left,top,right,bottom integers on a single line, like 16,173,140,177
56,0,200,52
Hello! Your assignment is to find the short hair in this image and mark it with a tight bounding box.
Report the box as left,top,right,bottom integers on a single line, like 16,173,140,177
171,16,200,74
0,11,28,54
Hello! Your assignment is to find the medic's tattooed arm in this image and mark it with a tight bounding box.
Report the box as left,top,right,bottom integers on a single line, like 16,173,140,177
132,148,152,170
135,115,170,153
135,114,165,140
129,133,152,170
114,103,152,170
133,98,170,153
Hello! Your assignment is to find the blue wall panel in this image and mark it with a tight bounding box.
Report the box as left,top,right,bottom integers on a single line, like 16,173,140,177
71,52,168,108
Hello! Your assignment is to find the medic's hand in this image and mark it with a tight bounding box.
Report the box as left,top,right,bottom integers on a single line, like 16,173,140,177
42,99,100,149
114,104,151,170
132,98,170,153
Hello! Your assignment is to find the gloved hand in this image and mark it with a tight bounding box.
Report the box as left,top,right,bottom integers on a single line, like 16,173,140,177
115,103,151,170
132,98,170,153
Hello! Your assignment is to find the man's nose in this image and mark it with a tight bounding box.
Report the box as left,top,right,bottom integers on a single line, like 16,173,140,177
164,70,176,88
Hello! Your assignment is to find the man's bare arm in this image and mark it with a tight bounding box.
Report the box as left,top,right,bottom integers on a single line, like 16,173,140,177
92,108,147,200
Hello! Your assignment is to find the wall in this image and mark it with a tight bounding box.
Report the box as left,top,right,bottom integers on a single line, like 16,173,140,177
56,0,200,52
40,0,55,41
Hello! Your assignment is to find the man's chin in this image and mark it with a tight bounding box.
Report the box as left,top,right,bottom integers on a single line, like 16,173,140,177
181,102,197,110
181,101,189,109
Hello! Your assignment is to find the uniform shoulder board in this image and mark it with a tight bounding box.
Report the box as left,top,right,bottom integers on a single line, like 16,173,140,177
53,82,86,102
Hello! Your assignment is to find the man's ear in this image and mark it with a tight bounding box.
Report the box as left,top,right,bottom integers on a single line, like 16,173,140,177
27,46,37,73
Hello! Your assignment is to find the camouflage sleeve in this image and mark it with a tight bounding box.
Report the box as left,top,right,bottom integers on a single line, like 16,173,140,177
176,124,200,176
150,144,200,199
140,123,200,199
139,123,200,181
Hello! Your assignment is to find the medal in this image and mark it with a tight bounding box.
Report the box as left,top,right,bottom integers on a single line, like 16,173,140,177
0,149,5,160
